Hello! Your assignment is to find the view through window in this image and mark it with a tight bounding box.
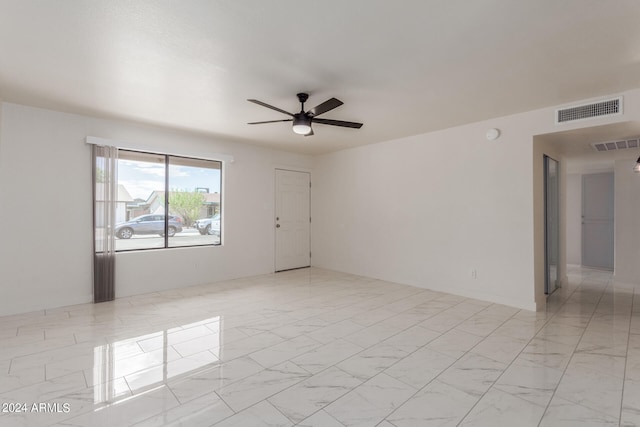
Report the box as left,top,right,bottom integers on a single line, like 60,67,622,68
113,150,222,251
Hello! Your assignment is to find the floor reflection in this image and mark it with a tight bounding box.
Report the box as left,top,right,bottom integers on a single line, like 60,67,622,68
93,316,222,404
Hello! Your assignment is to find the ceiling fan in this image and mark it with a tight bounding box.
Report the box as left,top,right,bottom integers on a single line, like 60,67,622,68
247,93,363,136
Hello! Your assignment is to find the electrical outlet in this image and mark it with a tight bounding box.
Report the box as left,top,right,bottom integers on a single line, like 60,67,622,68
471,269,477,279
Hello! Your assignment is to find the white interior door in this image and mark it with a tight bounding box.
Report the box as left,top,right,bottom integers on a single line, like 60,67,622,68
275,169,310,271
582,172,614,270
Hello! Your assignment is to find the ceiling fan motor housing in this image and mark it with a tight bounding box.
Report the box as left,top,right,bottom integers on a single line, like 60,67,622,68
292,113,312,134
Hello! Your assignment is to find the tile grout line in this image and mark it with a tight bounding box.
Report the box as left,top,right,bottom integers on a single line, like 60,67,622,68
272,364,366,425
619,283,636,425
450,309,549,425
383,288,577,425
535,274,611,427
381,302,530,425
223,296,477,425
211,368,307,425
455,273,592,426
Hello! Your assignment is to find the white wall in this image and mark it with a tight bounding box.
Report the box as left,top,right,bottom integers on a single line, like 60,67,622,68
312,89,640,311
313,120,537,310
3,90,640,316
566,173,582,265
0,103,311,316
614,158,640,284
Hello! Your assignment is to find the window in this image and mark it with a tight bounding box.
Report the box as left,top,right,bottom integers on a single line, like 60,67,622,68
114,150,222,251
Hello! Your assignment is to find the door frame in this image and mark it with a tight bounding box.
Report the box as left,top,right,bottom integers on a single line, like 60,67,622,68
274,168,311,272
544,155,560,295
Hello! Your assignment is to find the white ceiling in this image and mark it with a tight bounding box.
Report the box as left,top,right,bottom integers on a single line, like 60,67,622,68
1,0,640,155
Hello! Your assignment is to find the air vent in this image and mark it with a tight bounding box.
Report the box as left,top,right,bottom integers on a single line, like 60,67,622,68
591,137,639,152
555,97,622,124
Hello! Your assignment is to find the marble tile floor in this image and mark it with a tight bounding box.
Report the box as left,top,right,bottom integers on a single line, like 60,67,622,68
0,266,638,426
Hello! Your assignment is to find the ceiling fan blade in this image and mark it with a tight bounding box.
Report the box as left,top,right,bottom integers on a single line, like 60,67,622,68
247,119,293,125
247,99,294,117
307,97,343,117
304,128,314,137
313,118,363,129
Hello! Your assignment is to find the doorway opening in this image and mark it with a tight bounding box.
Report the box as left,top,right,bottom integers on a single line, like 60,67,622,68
535,121,640,306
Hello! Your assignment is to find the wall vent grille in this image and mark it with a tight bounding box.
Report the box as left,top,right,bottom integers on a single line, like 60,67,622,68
591,138,639,152
556,97,622,124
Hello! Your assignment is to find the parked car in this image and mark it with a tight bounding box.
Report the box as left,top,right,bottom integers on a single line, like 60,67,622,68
114,214,183,239
193,214,220,236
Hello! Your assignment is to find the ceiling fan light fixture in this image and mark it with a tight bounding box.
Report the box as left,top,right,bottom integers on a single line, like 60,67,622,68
292,114,311,135
247,94,362,137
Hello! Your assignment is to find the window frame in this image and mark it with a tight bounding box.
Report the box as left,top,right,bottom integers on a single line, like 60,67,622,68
115,149,223,252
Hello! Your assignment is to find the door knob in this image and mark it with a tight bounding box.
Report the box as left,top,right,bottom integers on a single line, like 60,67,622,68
276,224,280,228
